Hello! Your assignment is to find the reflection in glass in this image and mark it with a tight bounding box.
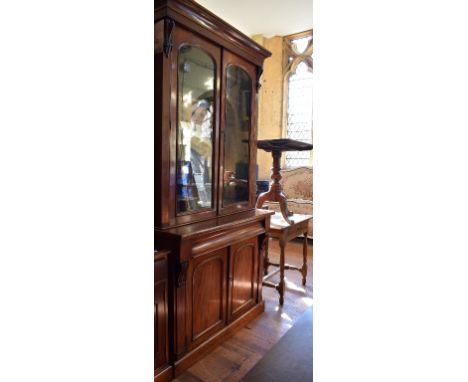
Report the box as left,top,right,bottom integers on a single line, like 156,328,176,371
176,45,215,214
223,66,251,206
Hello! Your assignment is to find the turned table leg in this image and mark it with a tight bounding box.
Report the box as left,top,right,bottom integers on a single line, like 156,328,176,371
278,241,286,305
264,236,270,276
301,230,308,286
255,150,293,224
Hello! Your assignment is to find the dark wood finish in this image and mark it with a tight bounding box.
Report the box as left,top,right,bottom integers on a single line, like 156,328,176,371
156,212,272,357
163,26,222,228
218,50,258,216
155,0,271,67
174,238,313,381
156,0,271,229
256,138,313,152
256,149,292,224
155,0,272,378
155,367,172,382
155,19,170,229
158,209,272,241
228,236,258,322
263,213,311,305
155,250,172,382
256,139,313,223
189,248,228,349
174,302,265,377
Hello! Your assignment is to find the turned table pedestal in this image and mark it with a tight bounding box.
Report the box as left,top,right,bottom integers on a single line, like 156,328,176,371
256,139,313,305
256,138,313,224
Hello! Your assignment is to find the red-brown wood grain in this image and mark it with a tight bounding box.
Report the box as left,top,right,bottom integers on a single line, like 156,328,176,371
228,237,258,322
155,250,172,381
190,248,228,348
218,51,258,217
155,0,272,379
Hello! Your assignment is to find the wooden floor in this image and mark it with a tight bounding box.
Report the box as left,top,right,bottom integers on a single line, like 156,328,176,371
174,238,313,382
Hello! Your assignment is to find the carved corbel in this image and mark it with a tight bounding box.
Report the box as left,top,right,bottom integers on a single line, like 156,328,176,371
163,17,175,58
256,66,264,93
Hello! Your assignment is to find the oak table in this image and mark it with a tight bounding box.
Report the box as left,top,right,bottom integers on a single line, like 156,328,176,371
263,213,312,305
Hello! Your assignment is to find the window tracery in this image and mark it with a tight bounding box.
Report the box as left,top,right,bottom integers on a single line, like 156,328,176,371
283,30,313,167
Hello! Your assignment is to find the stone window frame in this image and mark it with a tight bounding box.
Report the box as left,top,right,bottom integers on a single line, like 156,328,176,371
282,29,313,168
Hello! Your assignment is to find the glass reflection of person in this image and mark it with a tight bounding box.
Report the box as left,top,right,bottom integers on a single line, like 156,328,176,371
179,99,212,207
190,100,212,180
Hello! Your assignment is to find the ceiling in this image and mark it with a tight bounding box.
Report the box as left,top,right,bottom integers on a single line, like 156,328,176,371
194,0,313,38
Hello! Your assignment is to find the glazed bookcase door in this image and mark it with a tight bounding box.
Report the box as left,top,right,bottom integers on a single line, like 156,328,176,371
169,26,222,227
219,50,258,216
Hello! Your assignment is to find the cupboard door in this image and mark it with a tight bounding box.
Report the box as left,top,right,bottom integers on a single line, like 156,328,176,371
228,236,258,322
188,248,228,350
155,255,169,371
171,27,222,226
219,51,258,215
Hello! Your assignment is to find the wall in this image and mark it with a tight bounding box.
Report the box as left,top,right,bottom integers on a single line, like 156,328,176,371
252,35,284,180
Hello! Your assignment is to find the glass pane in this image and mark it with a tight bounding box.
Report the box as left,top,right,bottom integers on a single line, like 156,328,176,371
292,35,312,54
176,46,215,214
285,60,313,168
223,65,251,206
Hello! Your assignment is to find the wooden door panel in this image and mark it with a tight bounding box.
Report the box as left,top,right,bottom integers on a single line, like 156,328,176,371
155,256,169,371
192,257,223,337
231,244,255,312
228,236,258,321
155,281,168,369
190,248,228,348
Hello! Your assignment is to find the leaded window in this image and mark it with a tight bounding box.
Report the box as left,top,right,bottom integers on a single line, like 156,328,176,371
283,31,313,168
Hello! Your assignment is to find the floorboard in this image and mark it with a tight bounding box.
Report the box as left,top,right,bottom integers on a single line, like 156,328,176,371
241,307,313,382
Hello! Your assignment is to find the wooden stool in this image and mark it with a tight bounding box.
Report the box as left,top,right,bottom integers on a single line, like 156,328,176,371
263,213,312,305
